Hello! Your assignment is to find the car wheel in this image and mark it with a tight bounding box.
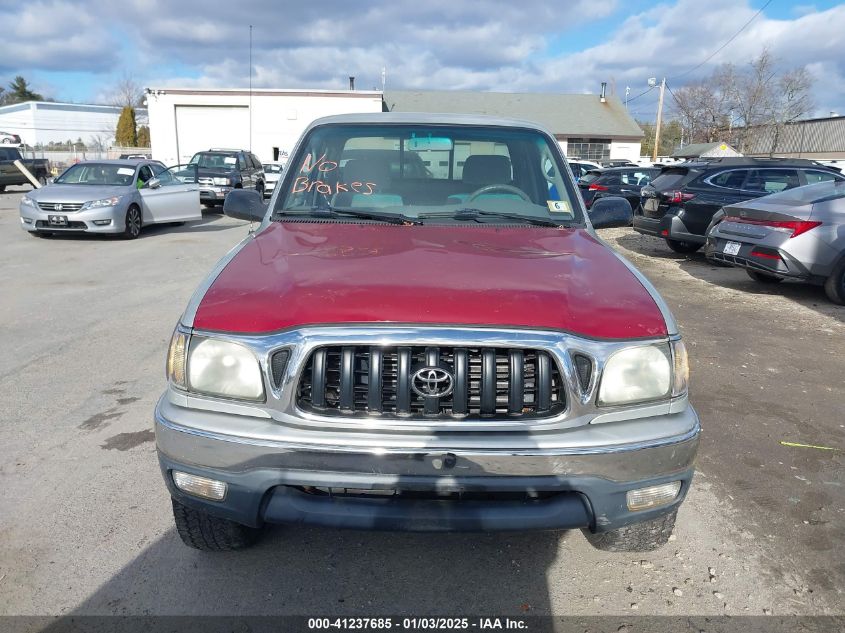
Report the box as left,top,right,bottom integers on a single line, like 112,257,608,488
0,185,5,192
665,239,702,254
823,259,845,305
37,174,48,186
171,498,262,551
747,269,783,284
122,205,142,240
582,509,677,552
256,181,265,198
1,138,11,144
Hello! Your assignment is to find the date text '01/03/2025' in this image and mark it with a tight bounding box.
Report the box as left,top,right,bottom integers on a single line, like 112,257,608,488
292,177,378,196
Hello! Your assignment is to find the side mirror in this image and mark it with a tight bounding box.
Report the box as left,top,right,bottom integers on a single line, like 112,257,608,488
223,188,267,222
146,177,161,189
589,196,633,229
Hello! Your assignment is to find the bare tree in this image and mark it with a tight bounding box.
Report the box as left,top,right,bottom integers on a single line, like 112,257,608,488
109,72,145,108
668,50,815,155
766,67,814,155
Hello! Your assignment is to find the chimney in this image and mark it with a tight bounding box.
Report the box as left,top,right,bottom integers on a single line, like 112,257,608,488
349,76,355,91
600,82,607,103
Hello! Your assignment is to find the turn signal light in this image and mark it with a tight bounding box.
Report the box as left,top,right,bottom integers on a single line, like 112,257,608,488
173,471,227,501
626,481,681,511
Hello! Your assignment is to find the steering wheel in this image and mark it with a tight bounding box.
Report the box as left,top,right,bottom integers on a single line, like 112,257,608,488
467,184,532,203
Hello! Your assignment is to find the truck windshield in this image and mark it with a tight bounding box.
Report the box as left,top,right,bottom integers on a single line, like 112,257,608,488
189,153,238,169
275,124,582,225
54,163,137,186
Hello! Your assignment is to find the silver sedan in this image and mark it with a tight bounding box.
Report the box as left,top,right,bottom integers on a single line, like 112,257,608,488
19,159,201,239
705,179,845,304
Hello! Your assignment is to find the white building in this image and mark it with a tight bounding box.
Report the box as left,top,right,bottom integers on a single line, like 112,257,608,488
0,101,148,148
144,88,384,166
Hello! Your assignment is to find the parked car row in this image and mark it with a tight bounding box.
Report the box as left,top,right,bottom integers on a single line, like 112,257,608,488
620,157,845,304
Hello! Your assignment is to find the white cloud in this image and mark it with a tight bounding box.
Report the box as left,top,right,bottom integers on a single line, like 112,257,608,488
3,0,845,115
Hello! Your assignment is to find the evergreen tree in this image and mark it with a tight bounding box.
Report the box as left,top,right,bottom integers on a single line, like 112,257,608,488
136,125,151,148
115,106,137,147
7,76,44,103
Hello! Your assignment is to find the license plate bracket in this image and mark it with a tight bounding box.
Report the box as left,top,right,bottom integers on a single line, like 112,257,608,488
723,240,741,256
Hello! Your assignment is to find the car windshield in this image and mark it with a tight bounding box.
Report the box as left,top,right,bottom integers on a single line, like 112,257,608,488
189,153,238,169
275,123,582,225
54,163,136,186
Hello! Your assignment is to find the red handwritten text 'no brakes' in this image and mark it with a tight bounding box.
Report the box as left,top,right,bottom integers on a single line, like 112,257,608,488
295,152,376,195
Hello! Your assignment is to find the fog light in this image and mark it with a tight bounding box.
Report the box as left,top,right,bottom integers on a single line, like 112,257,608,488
92,219,112,226
172,471,227,501
22,218,33,224
626,481,681,511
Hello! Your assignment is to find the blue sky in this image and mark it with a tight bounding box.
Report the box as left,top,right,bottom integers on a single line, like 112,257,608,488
3,0,845,118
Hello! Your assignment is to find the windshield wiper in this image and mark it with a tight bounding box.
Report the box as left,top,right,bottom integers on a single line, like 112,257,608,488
276,205,421,225
419,208,565,228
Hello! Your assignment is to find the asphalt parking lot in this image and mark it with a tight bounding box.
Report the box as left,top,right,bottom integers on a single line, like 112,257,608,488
1,184,843,617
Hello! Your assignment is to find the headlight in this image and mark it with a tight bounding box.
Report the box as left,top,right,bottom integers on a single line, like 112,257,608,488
21,195,36,207
81,196,121,210
598,344,672,405
212,177,231,186
187,337,264,401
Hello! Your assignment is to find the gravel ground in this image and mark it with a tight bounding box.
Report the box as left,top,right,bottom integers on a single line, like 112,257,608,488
0,186,842,618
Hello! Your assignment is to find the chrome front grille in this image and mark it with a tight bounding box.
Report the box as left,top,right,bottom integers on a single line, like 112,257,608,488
198,177,214,187
296,345,566,420
37,202,84,212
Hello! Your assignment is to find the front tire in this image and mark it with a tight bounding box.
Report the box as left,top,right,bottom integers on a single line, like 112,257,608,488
747,269,783,284
122,205,142,239
171,498,262,551
583,509,677,552
665,238,702,254
824,259,845,305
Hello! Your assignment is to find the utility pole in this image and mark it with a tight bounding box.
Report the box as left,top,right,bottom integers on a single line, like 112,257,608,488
652,77,666,163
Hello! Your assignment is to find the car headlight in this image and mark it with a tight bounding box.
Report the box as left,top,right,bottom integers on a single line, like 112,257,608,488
212,177,231,186
81,196,121,210
598,344,675,406
21,195,36,207
167,333,264,401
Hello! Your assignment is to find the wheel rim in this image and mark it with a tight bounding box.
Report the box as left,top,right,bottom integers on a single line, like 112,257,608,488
128,208,141,236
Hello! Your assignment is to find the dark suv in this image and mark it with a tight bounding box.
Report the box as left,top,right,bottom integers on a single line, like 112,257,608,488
187,149,265,208
579,167,660,211
634,158,843,253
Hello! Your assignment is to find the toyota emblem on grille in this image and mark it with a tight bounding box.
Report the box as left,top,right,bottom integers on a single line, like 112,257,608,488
411,367,454,398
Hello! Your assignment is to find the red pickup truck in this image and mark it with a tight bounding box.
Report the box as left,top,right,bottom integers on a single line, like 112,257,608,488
156,113,699,552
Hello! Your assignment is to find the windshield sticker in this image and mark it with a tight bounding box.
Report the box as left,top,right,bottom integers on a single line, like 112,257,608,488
117,167,135,176
224,157,237,165
547,200,573,216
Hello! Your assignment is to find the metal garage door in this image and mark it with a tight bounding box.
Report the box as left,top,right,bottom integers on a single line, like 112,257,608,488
174,105,249,163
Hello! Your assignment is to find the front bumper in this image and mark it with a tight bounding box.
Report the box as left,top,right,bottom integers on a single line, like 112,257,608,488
19,204,126,234
633,213,705,245
155,396,700,532
199,185,233,204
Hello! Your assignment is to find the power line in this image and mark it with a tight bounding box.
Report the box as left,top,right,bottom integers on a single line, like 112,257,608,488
625,85,657,104
671,0,773,80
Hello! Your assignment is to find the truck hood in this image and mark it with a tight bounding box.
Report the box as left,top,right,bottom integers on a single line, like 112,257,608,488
193,221,667,340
